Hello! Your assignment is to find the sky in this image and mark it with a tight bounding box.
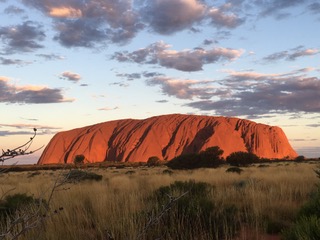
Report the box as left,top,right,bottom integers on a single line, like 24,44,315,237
0,0,319,164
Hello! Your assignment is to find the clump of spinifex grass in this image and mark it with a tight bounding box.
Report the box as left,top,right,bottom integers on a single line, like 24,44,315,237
0,162,318,240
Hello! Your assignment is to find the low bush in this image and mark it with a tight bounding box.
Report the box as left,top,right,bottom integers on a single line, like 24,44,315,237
141,180,239,239
226,151,260,166
226,167,243,174
0,193,47,221
294,155,305,162
65,169,103,182
147,156,161,167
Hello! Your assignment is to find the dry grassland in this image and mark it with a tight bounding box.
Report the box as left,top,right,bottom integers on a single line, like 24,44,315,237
0,161,319,240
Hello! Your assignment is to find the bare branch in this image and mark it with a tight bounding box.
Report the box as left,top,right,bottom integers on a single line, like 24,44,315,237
0,128,43,163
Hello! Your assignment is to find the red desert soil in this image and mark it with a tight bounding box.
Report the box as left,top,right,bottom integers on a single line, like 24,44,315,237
38,114,297,164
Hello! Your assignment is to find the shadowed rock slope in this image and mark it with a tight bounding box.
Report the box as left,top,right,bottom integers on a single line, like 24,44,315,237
38,114,297,164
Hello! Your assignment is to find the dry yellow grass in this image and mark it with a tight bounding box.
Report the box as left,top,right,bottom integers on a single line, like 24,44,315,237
0,162,319,239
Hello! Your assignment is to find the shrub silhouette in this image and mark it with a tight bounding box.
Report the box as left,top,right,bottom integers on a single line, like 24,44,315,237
167,146,224,169
74,154,85,165
226,151,260,166
294,155,305,162
147,156,161,167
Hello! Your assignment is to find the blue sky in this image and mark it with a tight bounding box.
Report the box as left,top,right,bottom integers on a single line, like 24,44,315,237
0,0,319,164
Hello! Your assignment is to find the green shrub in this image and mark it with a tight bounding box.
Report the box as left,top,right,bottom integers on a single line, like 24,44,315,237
283,216,320,240
282,168,320,239
65,169,102,182
226,151,260,166
141,180,239,239
167,146,224,169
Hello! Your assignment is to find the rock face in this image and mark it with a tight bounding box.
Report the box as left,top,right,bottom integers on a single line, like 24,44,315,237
38,114,297,164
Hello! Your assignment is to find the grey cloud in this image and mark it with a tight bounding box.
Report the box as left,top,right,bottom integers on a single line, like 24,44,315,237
4,5,25,15
0,123,60,130
0,130,36,136
146,76,216,100
263,50,288,62
23,0,143,47
156,100,169,103
116,73,141,81
142,71,164,78
0,57,26,65
203,39,214,45
14,88,72,104
185,72,320,117
0,78,72,104
114,71,163,83
36,53,64,61
255,0,307,18
263,46,319,62
306,124,320,128
53,19,107,48
109,81,129,88
308,2,320,14
0,21,45,54
288,48,319,61
140,0,205,34
20,0,246,49
207,7,245,28
112,42,243,72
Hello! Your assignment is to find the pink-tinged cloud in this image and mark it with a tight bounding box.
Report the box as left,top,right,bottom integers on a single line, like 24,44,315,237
49,7,82,18
207,7,244,28
98,106,119,111
146,76,218,100
0,76,73,104
112,41,243,72
185,70,320,117
263,46,319,62
61,71,81,82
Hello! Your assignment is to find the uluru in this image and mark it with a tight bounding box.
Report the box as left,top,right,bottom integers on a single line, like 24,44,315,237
38,114,297,165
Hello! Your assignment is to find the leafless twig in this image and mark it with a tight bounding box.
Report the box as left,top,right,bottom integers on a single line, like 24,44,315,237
0,128,43,163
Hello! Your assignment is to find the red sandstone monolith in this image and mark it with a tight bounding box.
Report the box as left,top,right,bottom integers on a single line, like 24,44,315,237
37,114,297,164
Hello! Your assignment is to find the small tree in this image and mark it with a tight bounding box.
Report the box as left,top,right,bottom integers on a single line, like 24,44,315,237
74,154,86,165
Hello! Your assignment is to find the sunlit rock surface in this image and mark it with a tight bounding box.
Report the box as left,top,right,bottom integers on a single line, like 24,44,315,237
38,114,297,164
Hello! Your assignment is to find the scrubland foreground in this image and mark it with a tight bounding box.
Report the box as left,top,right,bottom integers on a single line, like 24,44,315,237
0,162,319,240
